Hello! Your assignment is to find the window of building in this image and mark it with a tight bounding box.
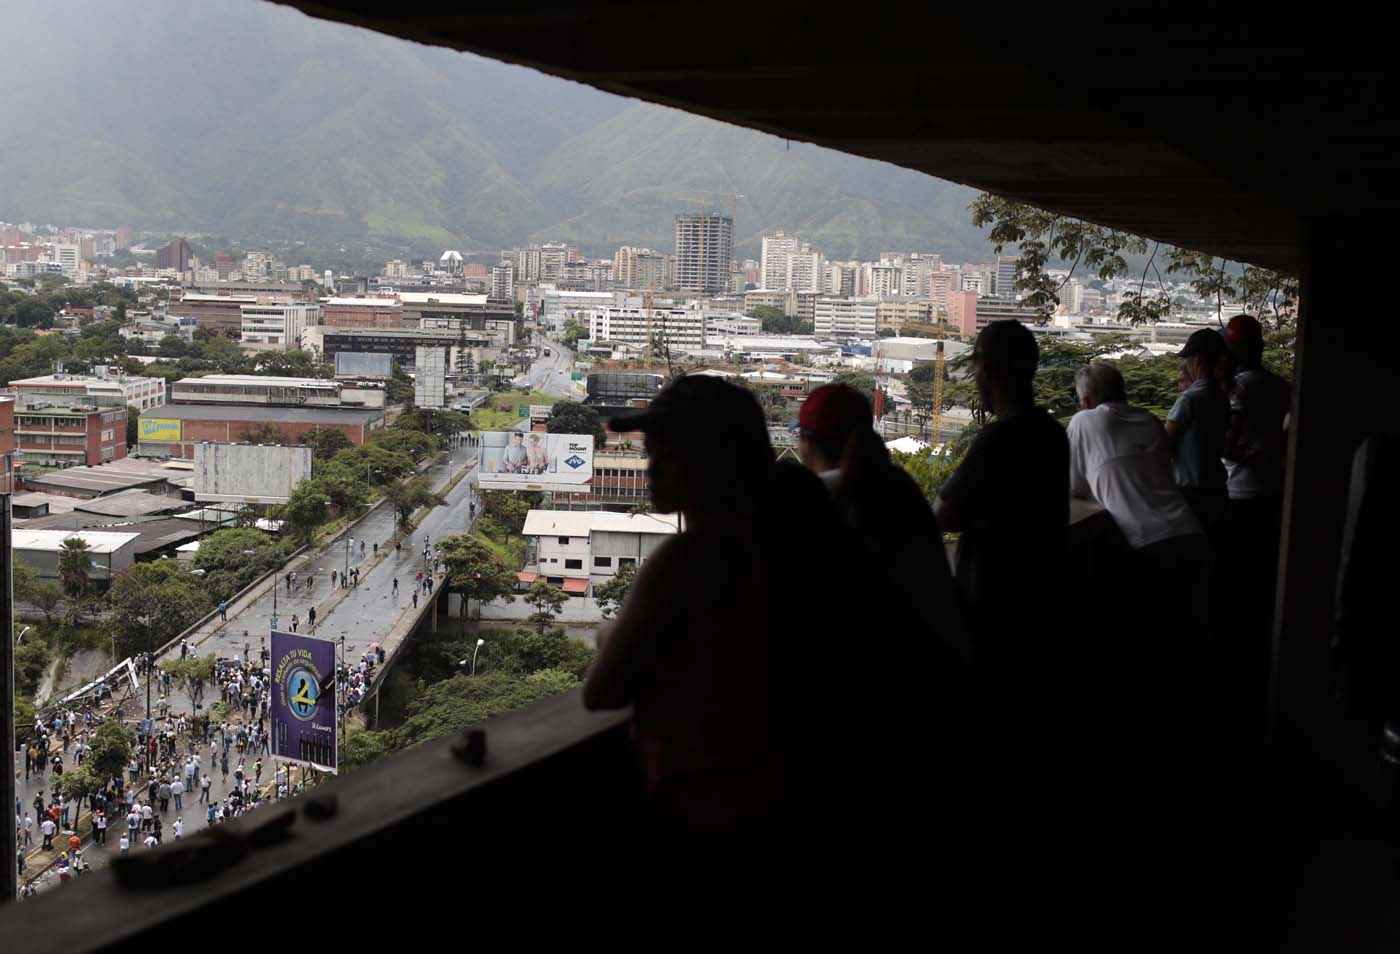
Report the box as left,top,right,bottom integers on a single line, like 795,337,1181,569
594,556,612,568
558,536,570,545
619,558,637,568
565,559,582,570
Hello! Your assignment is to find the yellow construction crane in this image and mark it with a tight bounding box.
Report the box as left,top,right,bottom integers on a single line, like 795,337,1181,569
644,291,654,369
931,316,947,447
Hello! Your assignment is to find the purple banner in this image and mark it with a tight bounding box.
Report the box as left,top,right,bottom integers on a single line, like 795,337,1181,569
270,630,338,773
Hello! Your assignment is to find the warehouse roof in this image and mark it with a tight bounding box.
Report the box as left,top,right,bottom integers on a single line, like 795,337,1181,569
75,491,187,518
11,529,141,554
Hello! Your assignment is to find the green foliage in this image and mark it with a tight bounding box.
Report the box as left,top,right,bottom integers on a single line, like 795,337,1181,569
370,426,438,462
238,421,291,445
126,407,139,446
833,369,878,405
300,428,354,461
15,695,36,733
388,670,580,752
479,490,536,534
546,400,606,445
208,701,231,723
14,638,51,697
55,764,101,802
88,718,135,782
275,478,335,542
385,474,445,527
438,533,519,607
747,305,796,333
560,318,587,349
193,528,288,601
160,653,216,682
891,448,960,505
393,406,468,438
594,561,637,620
970,193,1300,329
319,443,416,486
109,562,210,658
523,580,568,634
341,725,393,771
57,537,94,602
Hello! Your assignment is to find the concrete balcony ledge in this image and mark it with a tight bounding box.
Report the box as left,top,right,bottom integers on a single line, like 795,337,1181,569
1,689,633,950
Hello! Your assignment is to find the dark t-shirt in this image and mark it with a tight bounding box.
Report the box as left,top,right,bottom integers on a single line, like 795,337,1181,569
939,409,1069,669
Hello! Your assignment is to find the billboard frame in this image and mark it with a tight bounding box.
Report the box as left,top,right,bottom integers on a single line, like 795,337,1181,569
476,431,594,493
270,630,339,774
194,442,314,505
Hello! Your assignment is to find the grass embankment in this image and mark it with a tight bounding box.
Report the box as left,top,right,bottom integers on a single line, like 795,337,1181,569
470,390,560,431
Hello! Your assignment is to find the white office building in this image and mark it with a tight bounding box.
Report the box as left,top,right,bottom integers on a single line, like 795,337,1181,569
521,510,681,594
240,302,318,351
588,304,706,354
813,297,879,339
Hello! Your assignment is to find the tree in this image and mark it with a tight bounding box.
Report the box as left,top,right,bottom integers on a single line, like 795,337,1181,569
560,318,586,349
239,421,290,445
57,537,93,602
385,475,445,528
276,479,333,542
969,192,1299,329
193,528,287,601
833,369,878,405
126,406,139,446
523,580,568,634
370,427,437,462
87,718,135,783
109,563,209,660
14,638,51,697
746,305,800,334
437,534,518,614
54,764,101,803
890,448,960,505
300,428,354,461
546,400,606,446
594,561,638,620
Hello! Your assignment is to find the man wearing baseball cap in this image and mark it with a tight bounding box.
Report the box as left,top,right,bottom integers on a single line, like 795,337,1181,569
1166,327,1231,540
585,375,858,924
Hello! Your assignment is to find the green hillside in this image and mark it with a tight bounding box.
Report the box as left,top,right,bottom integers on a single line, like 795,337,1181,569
0,0,993,264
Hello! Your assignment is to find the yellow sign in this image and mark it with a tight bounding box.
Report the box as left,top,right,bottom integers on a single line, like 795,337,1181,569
139,418,181,442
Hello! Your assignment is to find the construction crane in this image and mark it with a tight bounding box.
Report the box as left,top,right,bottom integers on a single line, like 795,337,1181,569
931,316,947,448
644,290,654,369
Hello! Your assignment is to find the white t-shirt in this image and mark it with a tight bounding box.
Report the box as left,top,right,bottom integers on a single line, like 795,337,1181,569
141,805,152,821
41,820,55,837
1068,402,1202,549
144,835,158,849
119,836,129,851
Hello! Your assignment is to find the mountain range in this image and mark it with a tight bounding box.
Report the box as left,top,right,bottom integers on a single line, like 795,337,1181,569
0,0,993,263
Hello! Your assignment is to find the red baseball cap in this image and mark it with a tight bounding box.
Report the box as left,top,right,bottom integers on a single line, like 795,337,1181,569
1224,313,1263,346
799,384,872,441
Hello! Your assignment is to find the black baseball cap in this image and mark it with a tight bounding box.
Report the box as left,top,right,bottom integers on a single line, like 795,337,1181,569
1176,328,1226,359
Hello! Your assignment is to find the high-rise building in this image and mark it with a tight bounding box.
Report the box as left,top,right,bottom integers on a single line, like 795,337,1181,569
995,255,1018,299
760,230,801,289
868,264,903,299
492,263,515,301
945,289,979,337
114,226,133,250
439,250,464,276
156,238,193,272
674,213,734,293
1061,278,1084,315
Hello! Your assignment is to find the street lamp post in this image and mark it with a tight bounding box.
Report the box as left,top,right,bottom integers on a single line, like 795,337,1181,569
470,637,485,675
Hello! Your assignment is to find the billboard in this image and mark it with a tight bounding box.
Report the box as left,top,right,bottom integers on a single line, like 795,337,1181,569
477,432,594,492
195,442,314,504
335,351,393,378
271,630,338,773
414,346,446,408
139,418,182,442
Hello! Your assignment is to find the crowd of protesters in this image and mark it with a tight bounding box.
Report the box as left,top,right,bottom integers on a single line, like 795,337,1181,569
582,316,1290,942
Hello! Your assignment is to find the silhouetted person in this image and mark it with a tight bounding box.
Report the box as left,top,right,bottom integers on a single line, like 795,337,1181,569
1166,328,1231,542
933,320,1071,945
586,375,868,934
1221,314,1291,733
797,382,971,667
934,320,1068,689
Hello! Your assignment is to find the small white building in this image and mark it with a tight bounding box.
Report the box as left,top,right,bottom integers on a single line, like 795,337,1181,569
520,510,681,595
12,530,141,586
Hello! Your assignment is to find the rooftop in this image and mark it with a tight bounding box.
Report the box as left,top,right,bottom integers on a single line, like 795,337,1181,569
397,292,490,306
74,490,188,518
10,528,141,554
323,297,401,308
522,509,680,538
174,375,339,389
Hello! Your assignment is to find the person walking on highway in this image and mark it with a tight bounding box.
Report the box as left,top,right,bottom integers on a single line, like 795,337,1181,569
308,606,317,628
392,578,399,597
373,542,378,557
360,540,366,558
331,569,337,588
412,590,419,609
200,774,211,805
290,614,299,633
219,600,227,621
